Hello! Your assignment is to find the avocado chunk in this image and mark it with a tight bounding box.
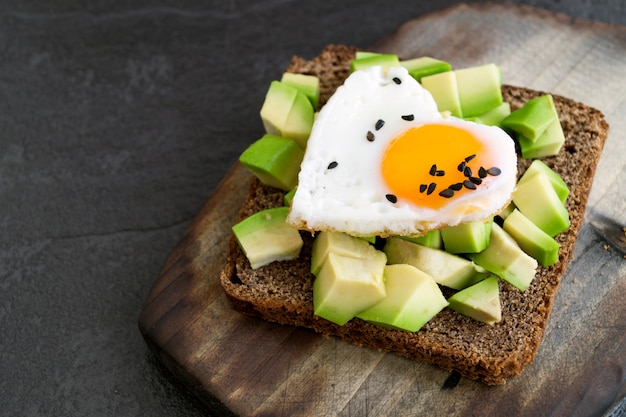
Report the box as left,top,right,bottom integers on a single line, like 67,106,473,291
512,171,570,237
440,219,493,254
517,116,565,159
467,101,511,126
468,223,537,291
447,275,501,324
455,63,503,118
356,264,448,332
232,207,303,269
500,94,557,141
239,134,304,191
497,202,516,221
421,71,463,117
400,56,452,82
399,229,443,249
310,231,375,276
517,159,569,203
503,209,560,267
349,54,400,73
283,188,296,207
354,51,381,60
260,81,314,149
384,237,485,290
313,250,387,326
280,72,320,109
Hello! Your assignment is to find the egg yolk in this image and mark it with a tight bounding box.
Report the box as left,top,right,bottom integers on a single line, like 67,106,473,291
381,123,493,210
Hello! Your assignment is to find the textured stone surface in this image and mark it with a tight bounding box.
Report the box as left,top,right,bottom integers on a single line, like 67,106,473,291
1,1,624,416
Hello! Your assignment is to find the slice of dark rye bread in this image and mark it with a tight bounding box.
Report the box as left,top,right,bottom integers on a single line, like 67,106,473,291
219,45,609,385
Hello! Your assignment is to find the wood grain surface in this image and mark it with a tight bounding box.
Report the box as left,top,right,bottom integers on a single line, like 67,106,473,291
138,4,626,416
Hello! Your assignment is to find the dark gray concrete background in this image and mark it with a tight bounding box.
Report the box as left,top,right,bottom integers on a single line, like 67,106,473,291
1,1,624,416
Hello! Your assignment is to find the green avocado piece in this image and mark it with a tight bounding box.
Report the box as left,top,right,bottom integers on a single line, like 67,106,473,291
466,101,511,126
260,81,314,149
517,159,569,203
283,188,296,207
455,63,503,118
384,237,485,290
239,134,304,191
500,94,558,141
310,231,375,276
280,72,320,109
468,223,537,291
399,229,443,249
497,202,516,221
349,54,400,72
517,116,565,159
447,275,502,324
354,51,381,60
440,219,493,254
356,264,448,332
512,171,570,237
400,56,452,82
313,250,387,326
232,207,303,269
503,209,560,267
421,71,463,118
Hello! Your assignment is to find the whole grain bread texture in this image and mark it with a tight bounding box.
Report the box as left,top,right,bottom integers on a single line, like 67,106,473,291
219,44,609,385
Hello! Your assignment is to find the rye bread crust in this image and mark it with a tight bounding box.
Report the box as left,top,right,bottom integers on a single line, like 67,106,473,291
219,45,609,385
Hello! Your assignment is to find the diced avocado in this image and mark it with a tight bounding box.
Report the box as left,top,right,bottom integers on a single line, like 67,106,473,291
310,231,375,276
468,223,537,291
349,54,400,73
239,134,304,191
232,207,303,269
503,209,560,267
283,188,296,207
313,251,387,325
455,64,503,118
467,101,511,126
356,264,448,332
447,275,501,324
440,219,493,254
497,202,516,220
517,159,569,203
517,116,565,159
421,71,463,117
384,237,485,290
500,94,557,141
400,56,452,82
512,171,570,237
280,72,320,109
400,229,443,249
260,81,314,149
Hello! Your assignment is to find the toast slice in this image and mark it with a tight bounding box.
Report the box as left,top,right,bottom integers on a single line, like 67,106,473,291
219,45,609,385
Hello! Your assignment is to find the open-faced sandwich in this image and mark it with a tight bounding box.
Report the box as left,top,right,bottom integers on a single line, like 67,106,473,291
219,45,609,385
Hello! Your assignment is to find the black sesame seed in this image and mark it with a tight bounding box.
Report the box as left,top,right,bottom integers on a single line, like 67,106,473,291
393,77,402,84
419,184,427,193
457,161,466,172
470,176,482,185
386,194,398,203
439,189,455,198
366,131,375,141
401,114,415,121
478,167,488,178
463,166,473,177
429,164,437,176
435,170,445,177
465,154,476,163
463,179,477,190
327,161,338,170
427,182,437,195
375,119,385,130
487,167,502,176
450,182,463,191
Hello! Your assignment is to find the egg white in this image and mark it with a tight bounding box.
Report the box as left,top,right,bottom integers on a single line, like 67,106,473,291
287,65,517,237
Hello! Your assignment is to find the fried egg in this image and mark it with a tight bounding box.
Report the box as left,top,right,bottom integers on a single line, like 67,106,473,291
286,65,517,237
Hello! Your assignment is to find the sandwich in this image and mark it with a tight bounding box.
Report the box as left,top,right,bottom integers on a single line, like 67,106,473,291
219,44,609,385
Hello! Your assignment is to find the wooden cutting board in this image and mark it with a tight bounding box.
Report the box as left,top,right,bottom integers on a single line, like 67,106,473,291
138,4,626,416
